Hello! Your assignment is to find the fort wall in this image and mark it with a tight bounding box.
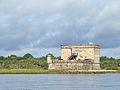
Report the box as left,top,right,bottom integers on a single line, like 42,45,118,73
48,60,100,70
48,44,100,70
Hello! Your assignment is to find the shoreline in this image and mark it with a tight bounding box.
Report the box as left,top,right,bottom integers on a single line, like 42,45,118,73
0,69,119,74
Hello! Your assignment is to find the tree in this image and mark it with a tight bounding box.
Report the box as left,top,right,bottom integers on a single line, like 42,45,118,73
0,56,4,60
23,53,33,59
7,55,17,60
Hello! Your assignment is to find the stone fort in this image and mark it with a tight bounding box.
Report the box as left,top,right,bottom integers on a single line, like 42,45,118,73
47,43,100,70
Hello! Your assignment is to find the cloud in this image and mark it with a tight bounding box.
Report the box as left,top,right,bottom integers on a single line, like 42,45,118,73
0,47,60,57
84,0,120,48
101,47,120,58
0,0,120,57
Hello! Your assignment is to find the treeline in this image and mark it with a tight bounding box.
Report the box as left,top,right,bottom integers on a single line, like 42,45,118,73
100,56,120,70
0,54,120,70
0,53,48,69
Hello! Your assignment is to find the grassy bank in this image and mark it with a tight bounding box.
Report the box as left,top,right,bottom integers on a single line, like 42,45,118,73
0,69,66,74
0,69,120,74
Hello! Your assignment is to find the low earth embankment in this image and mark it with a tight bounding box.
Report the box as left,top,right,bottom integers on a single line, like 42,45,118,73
66,70,120,74
0,69,120,74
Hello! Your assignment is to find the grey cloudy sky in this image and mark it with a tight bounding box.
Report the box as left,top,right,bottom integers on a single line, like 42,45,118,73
0,0,120,58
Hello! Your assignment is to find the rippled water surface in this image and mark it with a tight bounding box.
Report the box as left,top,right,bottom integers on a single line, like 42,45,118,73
0,74,120,90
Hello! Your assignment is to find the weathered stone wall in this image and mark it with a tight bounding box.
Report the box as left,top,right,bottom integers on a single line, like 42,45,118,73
47,44,100,70
48,60,100,70
60,44,100,69
61,48,72,60
61,44,99,59
94,47,100,69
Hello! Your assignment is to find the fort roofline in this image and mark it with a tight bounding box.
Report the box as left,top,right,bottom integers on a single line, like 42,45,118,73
61,44,100,49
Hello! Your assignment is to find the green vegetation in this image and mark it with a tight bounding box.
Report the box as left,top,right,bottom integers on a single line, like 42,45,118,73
0,53,60,70
100,56,120,70
0,53,120,74
0,69,66,74
0,53,48,69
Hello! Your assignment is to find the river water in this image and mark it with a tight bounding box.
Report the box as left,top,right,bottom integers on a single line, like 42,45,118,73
0,74,119,90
